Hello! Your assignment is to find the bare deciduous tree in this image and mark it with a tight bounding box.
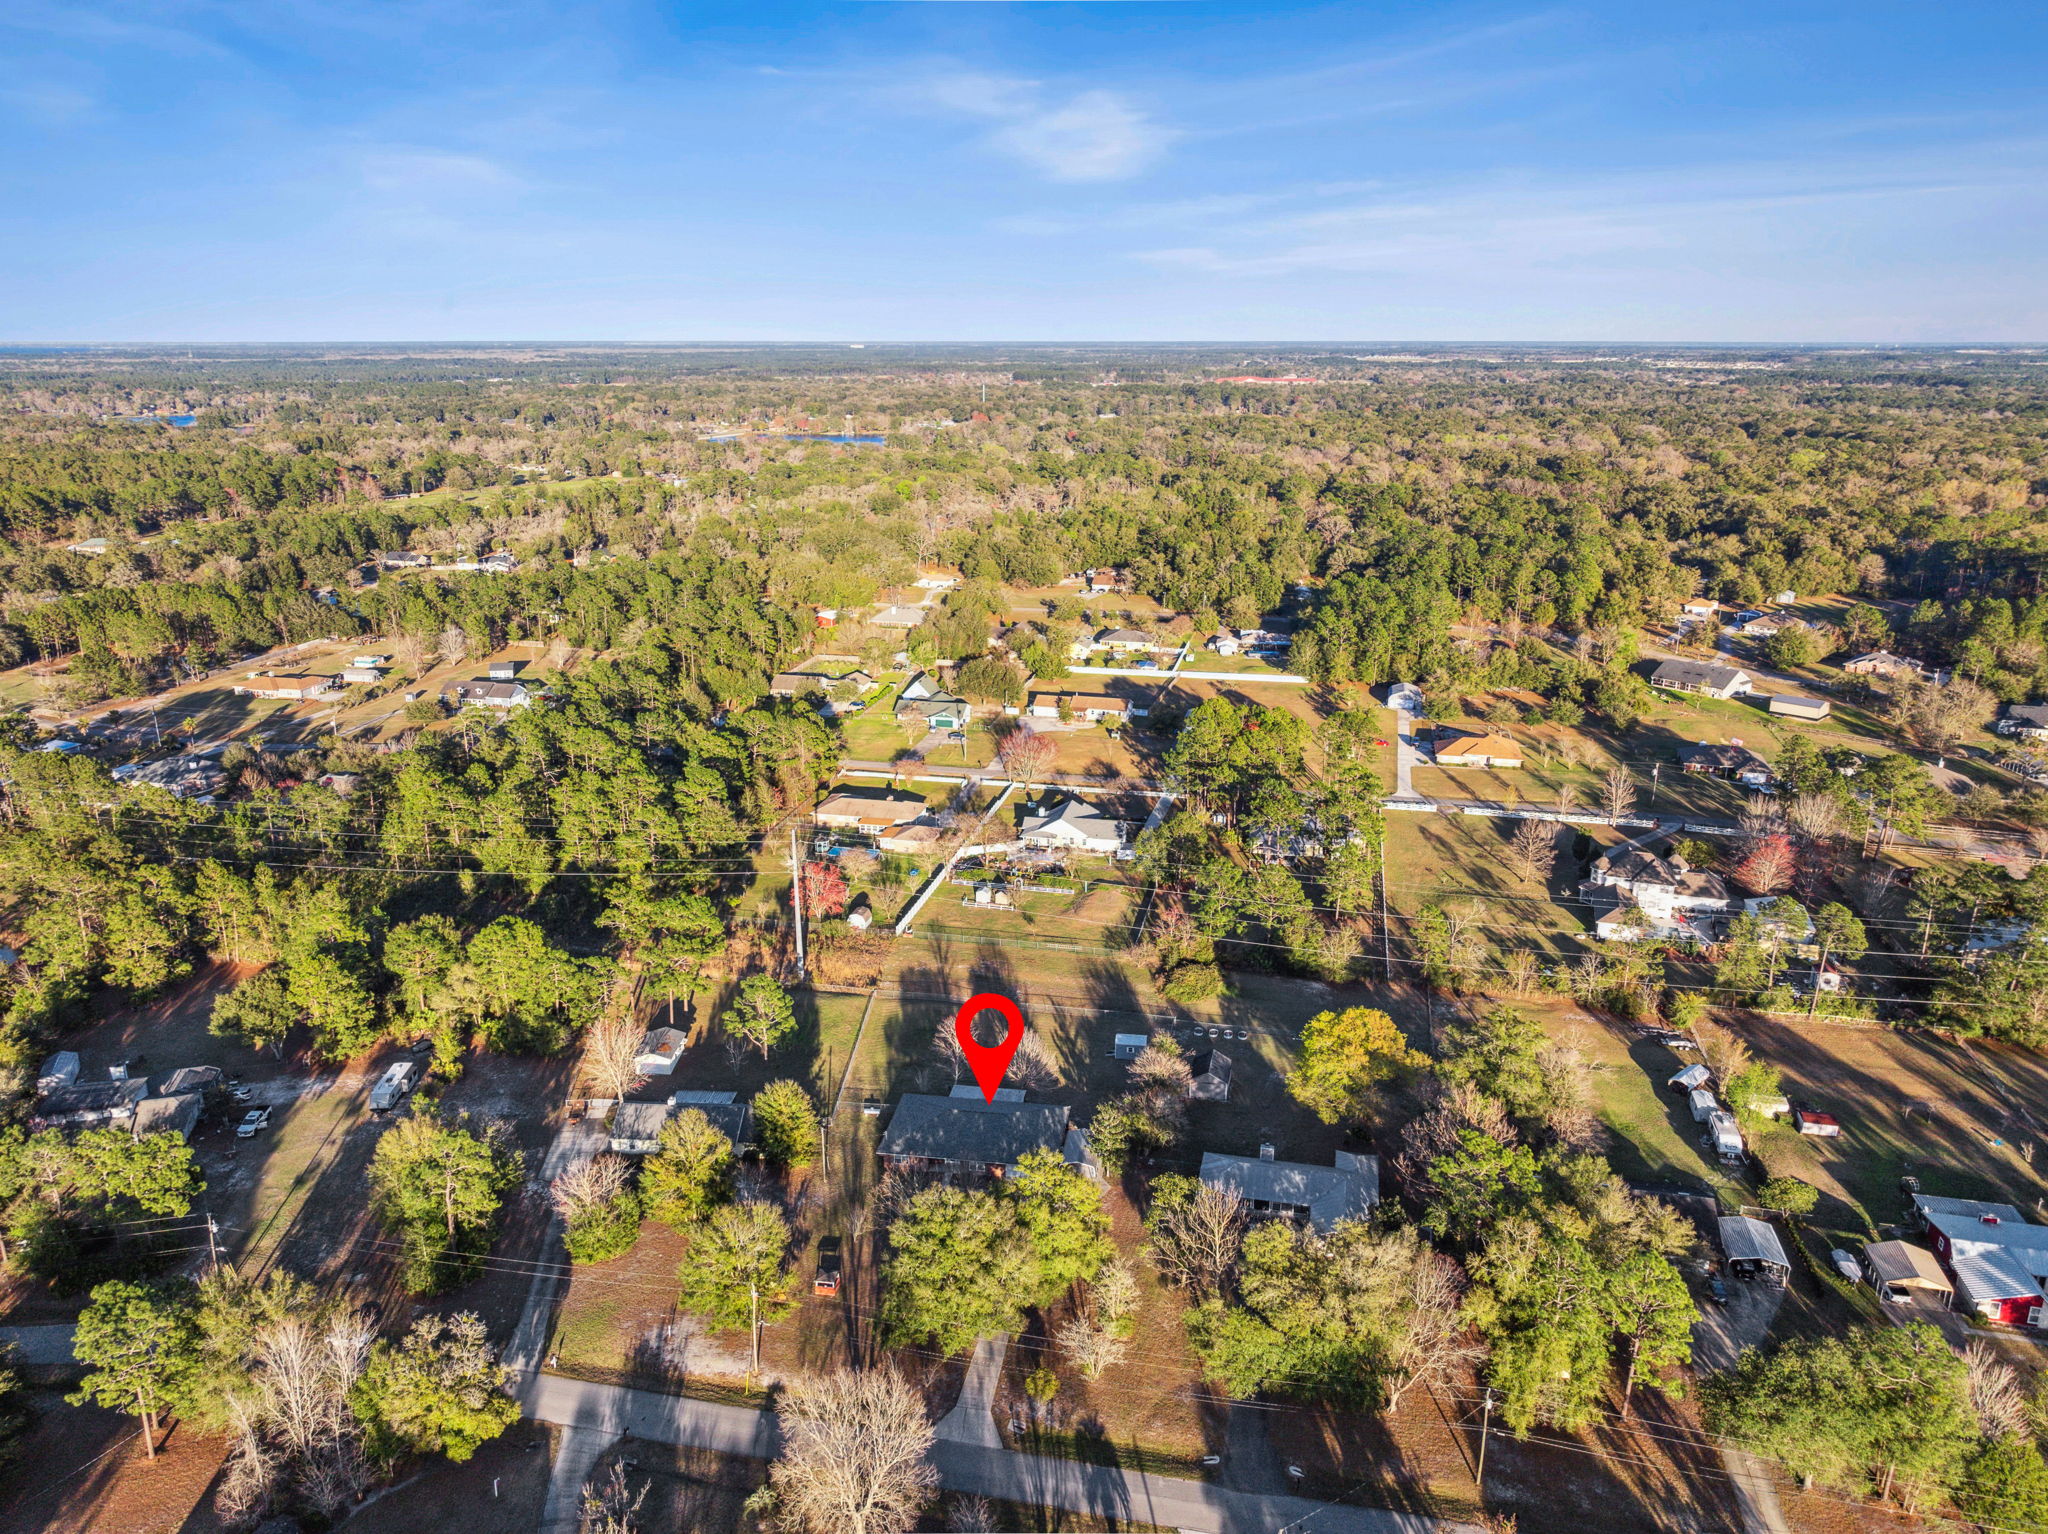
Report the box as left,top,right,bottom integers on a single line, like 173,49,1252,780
768,1370,937,1534
946,1495,997,1533
1887,676,1996,756
580,1009,644,1105
217,1309,375,1524
1536,1032,1605,1151
1505,817,1556,883
1965,1341,2030,1440
1600,765,1637,822
553,1153,632,1221
1053,1259,1141,1380
581,1461,649,1534
1783,793,1848,846
1146,1183,1247,1300
1692,1019,1751,1085
1499,949,1541,996
1384,1248,1481,1408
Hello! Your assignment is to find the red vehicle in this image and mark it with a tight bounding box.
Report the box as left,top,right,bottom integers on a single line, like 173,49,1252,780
813,1237,843,1295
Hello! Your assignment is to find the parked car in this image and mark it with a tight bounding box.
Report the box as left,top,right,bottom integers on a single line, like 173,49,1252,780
1707,1276,1730,1306
813,1237,843,1296
1830,1250,1863,1284
236,1107,273,1139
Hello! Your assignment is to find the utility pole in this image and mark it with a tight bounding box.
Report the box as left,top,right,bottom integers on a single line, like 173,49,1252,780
1378,827,1392,983
750,1283,761,1376
1474,1388,1495,1491
206,1213,219,1273
789,827,806,978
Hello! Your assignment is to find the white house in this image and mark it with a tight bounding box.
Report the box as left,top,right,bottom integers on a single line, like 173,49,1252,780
1017,797,1124,855
633,1027,687,1076
1581,848,1734,942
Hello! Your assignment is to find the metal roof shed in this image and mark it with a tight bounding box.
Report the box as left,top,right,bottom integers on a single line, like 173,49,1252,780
1719,1215,1790,1275
1668,1063,1711,1092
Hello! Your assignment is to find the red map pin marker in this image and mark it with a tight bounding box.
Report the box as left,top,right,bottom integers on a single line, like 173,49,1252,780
954,993,1025,1103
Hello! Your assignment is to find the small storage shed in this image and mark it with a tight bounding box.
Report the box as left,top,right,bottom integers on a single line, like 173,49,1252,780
1189,1049,1233,1103
1669,1063,1711,1092
1794,1108,1842,1137
1719,1215,1791,1280
1112,1033,1149,1060
1864,1241,1954,1303
1689,1087,1719,1123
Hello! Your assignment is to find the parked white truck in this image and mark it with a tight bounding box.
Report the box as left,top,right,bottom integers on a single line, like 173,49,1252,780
369,1060,418,1114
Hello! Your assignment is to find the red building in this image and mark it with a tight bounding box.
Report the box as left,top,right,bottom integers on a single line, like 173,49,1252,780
1916,1194,2048,1328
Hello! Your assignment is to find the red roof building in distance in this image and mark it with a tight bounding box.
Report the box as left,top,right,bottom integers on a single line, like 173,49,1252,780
1219,375,1318,384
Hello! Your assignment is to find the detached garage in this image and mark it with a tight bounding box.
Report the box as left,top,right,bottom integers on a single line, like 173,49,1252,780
1864,1241,1954,1305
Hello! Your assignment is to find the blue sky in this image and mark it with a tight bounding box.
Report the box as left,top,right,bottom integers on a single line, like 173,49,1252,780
2,1,2043,342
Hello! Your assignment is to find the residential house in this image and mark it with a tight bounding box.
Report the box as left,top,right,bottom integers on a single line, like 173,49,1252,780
1676,742,1774,787
1680,599,1732,621
1744,896,1817,951
609,1101,672,1155
1649,659,1754,698
770,672,827,698
1843,651,1928,681
1914,1194,2048,1327
1432,730,1525,768
900,672,942,702
1997,704,2048,741
1737,615,1794,636
1082,568,1127,595
870,605,927,629
1206,631,1241,656
669,1092,751,1149
1026,692,1128,724
340,667,383,686
814,789,931,833
948,1084,1025,1103
132,1093,202,1143
1197,1147,1379,1233
633,1027,687,1077
377,551,432,569
1581,847,1734,942
1768,694,1832,721
236,673,339,701
113,756,229,800
1188,1050,1232,1102
478,551,518,573
877,1094,1097,1180
1719,1215,1791,1280
441,679,532,709
1386,682,1424,712
874,817,948,856
1096,628,1154,653
1017,797,1125,855
68,537,114,555
30,1077,147,1132
894,691,971,731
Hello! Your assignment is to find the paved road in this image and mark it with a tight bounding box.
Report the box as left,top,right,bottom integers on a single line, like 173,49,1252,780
519,1371,1475,1534
0,1323,76,1366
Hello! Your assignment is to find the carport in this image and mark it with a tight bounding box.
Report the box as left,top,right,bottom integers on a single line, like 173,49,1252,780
1719,1215,1791,1281
1864,1240,1954,1305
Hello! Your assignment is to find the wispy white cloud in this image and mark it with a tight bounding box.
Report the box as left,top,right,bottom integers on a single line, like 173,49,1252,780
912,70,1175,181
0,80,94,124
1133,145,2048,280
357,148,521,196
